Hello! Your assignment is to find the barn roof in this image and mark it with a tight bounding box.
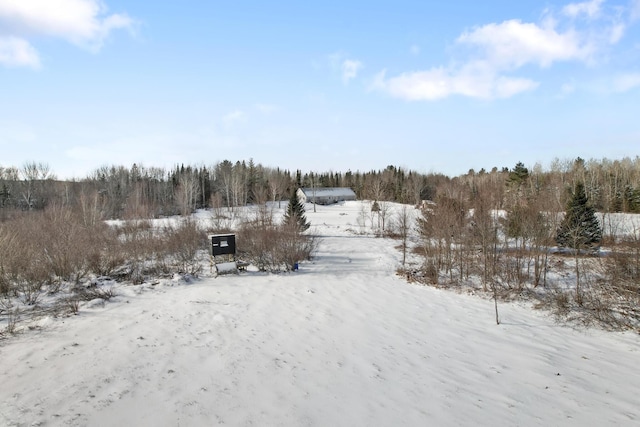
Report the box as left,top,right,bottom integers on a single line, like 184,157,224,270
299,187,356,198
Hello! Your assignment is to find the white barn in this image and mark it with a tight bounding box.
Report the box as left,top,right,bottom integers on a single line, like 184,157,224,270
297,187,357,205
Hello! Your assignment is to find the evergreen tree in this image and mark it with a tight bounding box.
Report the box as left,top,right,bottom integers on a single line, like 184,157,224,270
556,182,602,250
505,204,527,241
284,188,310,231
507,161,529,187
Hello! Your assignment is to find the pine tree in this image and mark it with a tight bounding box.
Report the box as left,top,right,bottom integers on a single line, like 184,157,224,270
556,182,601,304
556,182,602,250
284,188,310,231
507,161,529,187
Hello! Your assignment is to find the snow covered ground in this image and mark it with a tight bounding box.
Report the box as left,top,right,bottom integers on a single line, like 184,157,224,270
1,202,639,426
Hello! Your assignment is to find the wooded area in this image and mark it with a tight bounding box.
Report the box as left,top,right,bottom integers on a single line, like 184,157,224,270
2,156,640,220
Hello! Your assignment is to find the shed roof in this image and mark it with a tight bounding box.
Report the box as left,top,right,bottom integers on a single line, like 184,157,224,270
299,187,356,198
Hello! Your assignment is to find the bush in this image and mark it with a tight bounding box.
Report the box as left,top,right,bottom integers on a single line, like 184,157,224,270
275,223,317,271
0,204,127,300
0,226,19,296
115,219,156,284
237,220,316,272
0,214,53,302
85,227,126,277
0,205,134,298
161,218,207,276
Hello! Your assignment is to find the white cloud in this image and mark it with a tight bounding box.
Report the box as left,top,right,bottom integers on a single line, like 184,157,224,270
372,66,538,101
493,75,540,98
373,18,583,101
372,2,634,102
612,73,640,92
372,69,450,101
0,36,40,68
457,19,592,69
631,0,640,21
608,22,626,44
560,0,635,46
328,52,363,85
341,59,362,84
0,0,134,67
255,104,278,114
562,0,605,19
222,110,246,124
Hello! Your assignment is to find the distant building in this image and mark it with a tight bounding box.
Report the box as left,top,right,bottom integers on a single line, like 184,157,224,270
297,187,357,205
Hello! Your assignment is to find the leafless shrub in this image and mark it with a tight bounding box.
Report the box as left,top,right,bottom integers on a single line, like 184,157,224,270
417,194,469,283
100,217,209,281
425,261,439,285
16,280,44,305
0,204,125,300
162,218,206,275
387,205,413,265
116,219,156,284
547,287,571,319
275,223,318,271
397,266,438,286
0,297,13,318
534,264,640,332
587,247,640,330
237,221,281,271
356,203,370,233
38,204,88,283
63,297,81,315
3,308,19,335
600,212,622,246
238,220,316,272
251,189,276,228
208,193,235,233
2,218,52,303
85,228,126,277
580,283,633,330
208,212,234,235
6,308,20,334
0,226,18,296
75,286,117,302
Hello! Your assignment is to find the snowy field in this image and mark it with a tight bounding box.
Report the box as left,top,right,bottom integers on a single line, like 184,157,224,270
1,201,639,426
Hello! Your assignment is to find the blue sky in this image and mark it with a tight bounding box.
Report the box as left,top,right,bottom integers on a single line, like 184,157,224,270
1,0,640,179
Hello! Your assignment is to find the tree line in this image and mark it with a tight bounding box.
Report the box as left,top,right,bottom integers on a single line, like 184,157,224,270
0,160,441,220
1,156,637,222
